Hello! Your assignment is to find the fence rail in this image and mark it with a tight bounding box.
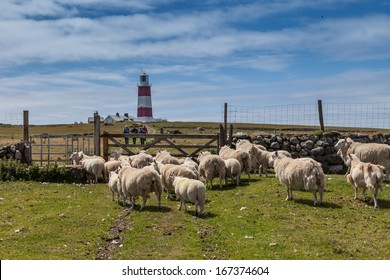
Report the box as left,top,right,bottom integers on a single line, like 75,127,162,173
102,132,220,160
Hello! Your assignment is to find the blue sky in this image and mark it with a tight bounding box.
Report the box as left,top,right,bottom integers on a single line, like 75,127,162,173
0,0,389,125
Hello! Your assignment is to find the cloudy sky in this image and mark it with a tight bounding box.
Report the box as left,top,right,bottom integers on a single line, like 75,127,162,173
0,0,389,125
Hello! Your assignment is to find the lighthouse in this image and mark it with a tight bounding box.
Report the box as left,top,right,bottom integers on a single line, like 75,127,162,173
137,71,154,122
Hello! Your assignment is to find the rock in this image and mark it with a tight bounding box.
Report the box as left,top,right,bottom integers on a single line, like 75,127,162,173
301,140,314,150
311,146,324,156
290,137,300,145
270,142,280,149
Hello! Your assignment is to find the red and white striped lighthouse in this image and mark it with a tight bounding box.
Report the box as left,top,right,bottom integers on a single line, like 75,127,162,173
137,71,154,122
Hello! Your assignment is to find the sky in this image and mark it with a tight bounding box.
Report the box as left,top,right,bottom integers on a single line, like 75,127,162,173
0,0,390,125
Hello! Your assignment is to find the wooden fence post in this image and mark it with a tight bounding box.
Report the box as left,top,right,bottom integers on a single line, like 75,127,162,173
317,100,325,131
102,131,109,161
94,111,101,156
23,110,29,142
228,124,233,147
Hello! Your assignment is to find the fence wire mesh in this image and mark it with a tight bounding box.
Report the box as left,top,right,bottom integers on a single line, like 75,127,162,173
0,113,23,125
224,102,390,130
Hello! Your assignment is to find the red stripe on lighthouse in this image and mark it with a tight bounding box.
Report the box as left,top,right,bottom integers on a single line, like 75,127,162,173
137,107,153,117
138,86,151,96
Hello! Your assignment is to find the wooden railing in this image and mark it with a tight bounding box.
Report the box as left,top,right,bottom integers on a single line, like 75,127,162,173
102,131,220,160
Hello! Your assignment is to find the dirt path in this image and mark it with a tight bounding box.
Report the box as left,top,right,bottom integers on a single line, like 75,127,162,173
95,208,132,260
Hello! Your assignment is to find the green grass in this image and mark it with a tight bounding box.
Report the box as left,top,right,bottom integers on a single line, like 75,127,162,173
1,174,390,260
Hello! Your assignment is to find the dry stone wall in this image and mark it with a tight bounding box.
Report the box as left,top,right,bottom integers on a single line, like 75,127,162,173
233,132,390,174
0,141,32,164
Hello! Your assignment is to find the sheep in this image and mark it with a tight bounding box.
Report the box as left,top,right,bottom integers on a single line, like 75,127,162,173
160,163,199,199
117,165,162,210
198,151,226,190
69,151,105,165
130,152,154,168
270,151,326,206
172,176,206,216
219,146,251,180
103,160,122,182
107,170,122,203
80,157,105,184
224,158,241,186
236,139,266,152
182,157,200,178
346,154,385,208
154,150,181,165
335,137,390,180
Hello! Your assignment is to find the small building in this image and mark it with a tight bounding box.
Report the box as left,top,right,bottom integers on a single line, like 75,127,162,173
104,113,134,125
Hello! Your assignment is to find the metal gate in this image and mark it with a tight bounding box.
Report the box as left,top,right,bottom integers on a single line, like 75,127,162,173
30,133,93,166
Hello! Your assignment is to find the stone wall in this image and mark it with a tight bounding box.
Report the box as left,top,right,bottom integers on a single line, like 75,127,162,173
233,132,390,174
0,141,32,164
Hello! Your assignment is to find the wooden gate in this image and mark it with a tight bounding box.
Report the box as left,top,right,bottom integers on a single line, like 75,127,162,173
102,131,220,160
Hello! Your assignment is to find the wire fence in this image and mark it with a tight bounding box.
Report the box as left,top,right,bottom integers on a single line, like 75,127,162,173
0,113,23,125
224,101,390,130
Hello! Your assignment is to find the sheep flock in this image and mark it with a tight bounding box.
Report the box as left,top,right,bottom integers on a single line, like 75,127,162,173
69,136,389,214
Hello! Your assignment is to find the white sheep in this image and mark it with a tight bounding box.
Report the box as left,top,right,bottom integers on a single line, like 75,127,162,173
130,152,154,168
173,176,206,216
335,137,390,180
80,157,105,184
219,146,251,180
103,160,122,182
107,170,122,203
182,157,200,178
346,154,385,208
224,158,241,186
198,151,226,190
69,151,105,165
270,151,326,206
118,166,162,210
160,163,199,199
154,150,181,165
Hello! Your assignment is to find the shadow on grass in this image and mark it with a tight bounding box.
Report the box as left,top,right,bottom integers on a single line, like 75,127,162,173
182,210,219,219
294,198,342,209
131,205,172,213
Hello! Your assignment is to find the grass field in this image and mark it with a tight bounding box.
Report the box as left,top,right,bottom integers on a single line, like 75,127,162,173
1,121,390,260
1,173,389,260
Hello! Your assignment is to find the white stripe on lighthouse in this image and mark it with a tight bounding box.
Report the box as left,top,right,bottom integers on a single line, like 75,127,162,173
137,96,152,108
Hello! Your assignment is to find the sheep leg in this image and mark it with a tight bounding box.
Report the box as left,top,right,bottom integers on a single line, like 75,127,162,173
312,190,318,206
194,202,199,216
140,196,147,210
318,188,323,205
362,188,368,202
236,175,239,186
182,200,187,213
353,186,358,200
155,193,161,209
285,185,292,201
368,186,378,208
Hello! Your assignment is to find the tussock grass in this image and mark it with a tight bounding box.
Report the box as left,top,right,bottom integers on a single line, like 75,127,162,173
1,174,389,260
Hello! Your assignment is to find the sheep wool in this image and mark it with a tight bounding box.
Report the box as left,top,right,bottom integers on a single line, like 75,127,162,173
271,152,326,206
173,176,206,216
118,166,162,210
346,154,385,208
